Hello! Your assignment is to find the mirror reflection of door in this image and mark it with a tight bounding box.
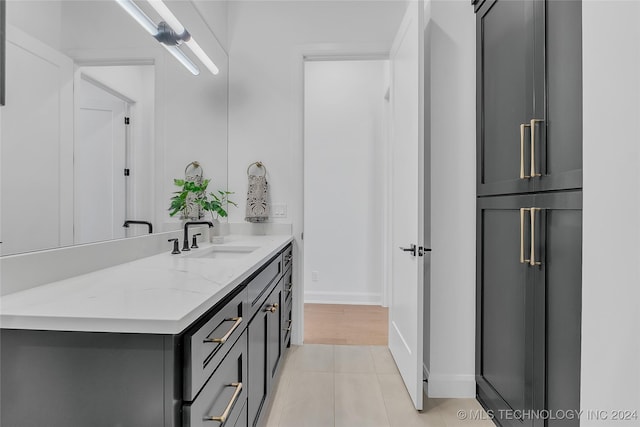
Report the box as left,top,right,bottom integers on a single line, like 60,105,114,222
74,73,130,245
0,25,74,255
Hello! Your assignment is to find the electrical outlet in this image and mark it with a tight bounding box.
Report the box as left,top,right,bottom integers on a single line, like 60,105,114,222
311,271,319,282
272,203,287,218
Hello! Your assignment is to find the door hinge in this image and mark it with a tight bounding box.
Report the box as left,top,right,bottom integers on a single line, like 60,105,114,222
301,232,304,240
124,168,130,176
124,117,130,125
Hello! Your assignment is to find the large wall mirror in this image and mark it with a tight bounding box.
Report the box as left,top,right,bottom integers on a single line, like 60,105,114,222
0,0,228,256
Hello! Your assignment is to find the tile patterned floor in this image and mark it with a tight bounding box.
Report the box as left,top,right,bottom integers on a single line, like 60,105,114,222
264,344,495,427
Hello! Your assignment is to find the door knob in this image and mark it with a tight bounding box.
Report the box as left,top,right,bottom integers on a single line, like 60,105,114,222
399,244,417,256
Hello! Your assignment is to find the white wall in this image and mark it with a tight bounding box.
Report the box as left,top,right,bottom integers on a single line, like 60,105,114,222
424,0,476,397
227,0,407,343
581,2,640,424
303,60,386,305
226,0,406,225
6,0,61,50
192,0,229,52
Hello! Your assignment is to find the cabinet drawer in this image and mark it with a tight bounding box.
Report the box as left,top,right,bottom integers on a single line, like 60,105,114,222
184,287,248,402
282,267,292,306
183,330,248,427
248,254,282,319
282,244,293,272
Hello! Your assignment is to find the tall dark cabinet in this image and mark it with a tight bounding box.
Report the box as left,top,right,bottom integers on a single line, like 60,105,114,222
473,1,583,426
476,0,582,197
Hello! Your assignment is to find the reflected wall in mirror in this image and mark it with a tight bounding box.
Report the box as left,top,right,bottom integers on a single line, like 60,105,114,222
0,0,228,256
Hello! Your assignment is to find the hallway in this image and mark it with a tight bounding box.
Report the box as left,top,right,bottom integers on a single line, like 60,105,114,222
304,304,388,345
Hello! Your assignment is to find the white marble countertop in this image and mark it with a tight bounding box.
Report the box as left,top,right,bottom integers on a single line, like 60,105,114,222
0,235,293,334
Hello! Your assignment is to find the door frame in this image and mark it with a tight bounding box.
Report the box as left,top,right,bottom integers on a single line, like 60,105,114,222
291,42,393,345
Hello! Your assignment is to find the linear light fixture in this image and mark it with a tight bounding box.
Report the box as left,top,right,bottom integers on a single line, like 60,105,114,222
163,44,200,75
115,0,158,36
147,0,219,75
115,0,218,76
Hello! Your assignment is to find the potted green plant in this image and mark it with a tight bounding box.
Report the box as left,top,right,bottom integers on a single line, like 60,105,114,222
169,178,236,241
168,178,209,220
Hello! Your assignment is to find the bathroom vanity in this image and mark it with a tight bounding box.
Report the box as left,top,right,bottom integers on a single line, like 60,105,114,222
0,235,293,427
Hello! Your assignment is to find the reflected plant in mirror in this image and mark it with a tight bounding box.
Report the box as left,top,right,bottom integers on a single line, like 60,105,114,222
169,178,236,222
0,0,229,256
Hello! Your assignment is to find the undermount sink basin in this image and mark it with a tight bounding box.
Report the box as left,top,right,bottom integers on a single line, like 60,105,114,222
185,245,259,260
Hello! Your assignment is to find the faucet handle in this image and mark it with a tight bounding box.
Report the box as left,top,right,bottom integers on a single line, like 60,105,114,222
168,238,181,255
191,233,202,249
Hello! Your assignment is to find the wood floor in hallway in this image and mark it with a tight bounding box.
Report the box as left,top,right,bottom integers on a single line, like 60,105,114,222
304,303,388,345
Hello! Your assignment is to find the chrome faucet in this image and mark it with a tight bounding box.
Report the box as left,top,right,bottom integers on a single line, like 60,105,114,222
182,221,213,251
123,220,153,234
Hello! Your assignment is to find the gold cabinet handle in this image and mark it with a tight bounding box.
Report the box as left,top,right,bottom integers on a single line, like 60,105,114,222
284,319,292,332
266,303,279,313
530,119,544,178
203,317,243,344
203,382,243,423
529,208,542,266
520,123,532,179
520,208,531,264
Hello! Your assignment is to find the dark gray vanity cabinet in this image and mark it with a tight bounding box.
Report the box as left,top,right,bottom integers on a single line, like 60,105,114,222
476,192,582,427
476,0,582,196
0,243,294,427
0,329,178,427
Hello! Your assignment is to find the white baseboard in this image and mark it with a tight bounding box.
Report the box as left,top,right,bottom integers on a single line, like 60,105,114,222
427,374,476,398
304,290,382,305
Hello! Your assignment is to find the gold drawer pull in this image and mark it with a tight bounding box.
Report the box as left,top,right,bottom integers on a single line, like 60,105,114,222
203,382,243,423
529,208,542,266
530,119,544,178
520,123,531,179
203,317,242,344
266,303,279,313
520,208,531,264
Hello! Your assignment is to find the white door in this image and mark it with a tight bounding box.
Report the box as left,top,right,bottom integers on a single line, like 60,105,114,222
388,1,425,410
0,26,74,255
74,76,128,245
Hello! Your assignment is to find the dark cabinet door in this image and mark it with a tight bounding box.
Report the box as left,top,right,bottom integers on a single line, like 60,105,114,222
478,0,582,196
247,279,283,427
267,281,283,383
248,307,268,427
476,193,582,427
532,192,582,427
533,0,582,192
476,194,537,427
477,0,535,196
